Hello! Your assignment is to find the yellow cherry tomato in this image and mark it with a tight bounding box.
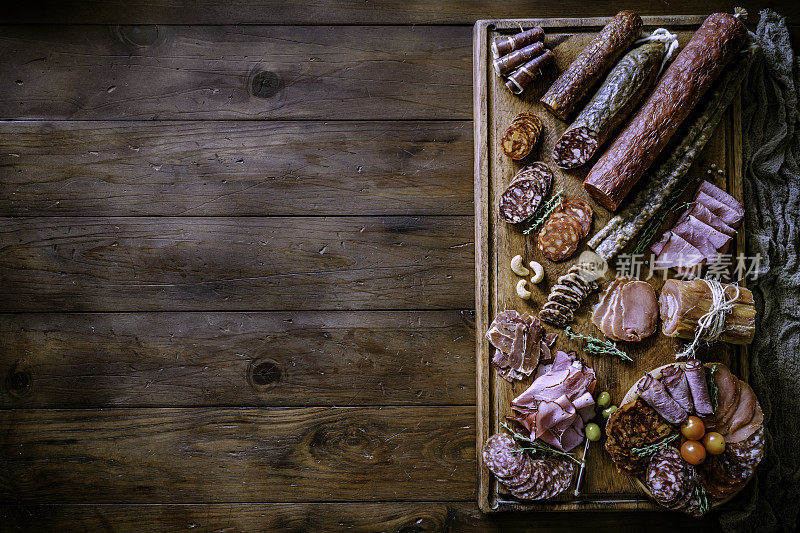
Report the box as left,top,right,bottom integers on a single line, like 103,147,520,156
702,432,726,455
681,416,706,441
681,440,707,465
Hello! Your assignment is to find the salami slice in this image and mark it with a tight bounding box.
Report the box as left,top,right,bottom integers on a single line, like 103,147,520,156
482,434,524,479
534,458,575,500
540,11,643,121
492,27,545,59
646,447,691,506
720,426,764,480
501,113,543,160
510,458,546,499
542,300,574,321
584,13,748,210
506,50,555,95
499,453,534,489
552,41,665,169
537,213,582,261
539,307,570,329
499,163,553,223
556,197,593,237
549,288,583,308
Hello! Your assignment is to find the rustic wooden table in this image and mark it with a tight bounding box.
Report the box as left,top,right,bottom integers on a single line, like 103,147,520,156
0,2,796,531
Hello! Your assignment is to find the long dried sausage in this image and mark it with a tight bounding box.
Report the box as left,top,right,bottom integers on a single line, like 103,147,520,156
584,13,748,210
552,41,665,169
540,11,642,121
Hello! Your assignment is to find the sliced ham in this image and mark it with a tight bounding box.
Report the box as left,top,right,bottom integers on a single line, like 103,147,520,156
660,364,694,414
637,373,688,424
698,180,744,216
685,359,713,416
689,202,736,236
674,215,732,253
652,233,704,270
620,281,658,341
591,279,621,331
695,190,743,228
486,311,552,382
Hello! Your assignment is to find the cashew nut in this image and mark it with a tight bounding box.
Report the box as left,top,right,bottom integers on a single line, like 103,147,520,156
529,261,545,284
510,255,530,277
516,279,532,300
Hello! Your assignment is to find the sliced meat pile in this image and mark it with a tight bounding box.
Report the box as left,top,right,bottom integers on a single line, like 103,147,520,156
499,163,554,224
537,197,594,261
605,397,678,476
509,350,596,452
540,265,600,328
482,433,575,500
500,113,544,160
634,359,714,424
486,310,557,382
590,277,658,342
651,180,743,276
696,362,765,499
645,447,705,517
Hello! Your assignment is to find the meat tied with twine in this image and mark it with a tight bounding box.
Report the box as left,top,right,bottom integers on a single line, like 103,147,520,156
659,278,756,359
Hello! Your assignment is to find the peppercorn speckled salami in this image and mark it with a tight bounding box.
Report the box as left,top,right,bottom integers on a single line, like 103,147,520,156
506,50,555,95
492,27,545,59
540,11,643,121
538,212,582,261
584,13,748,211
533,457,575,500
499,162,553,223
553,41,665,169
482,434,524,479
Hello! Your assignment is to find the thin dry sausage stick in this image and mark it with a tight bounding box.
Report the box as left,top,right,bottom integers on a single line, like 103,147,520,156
492,27,545,58
494,41,546,77
584,13,748,211
505,50,555,95
540,11,642,121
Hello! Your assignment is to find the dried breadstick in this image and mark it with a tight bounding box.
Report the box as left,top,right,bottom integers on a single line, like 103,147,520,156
529,261,545,284
510,255,530,276
516,279,532,300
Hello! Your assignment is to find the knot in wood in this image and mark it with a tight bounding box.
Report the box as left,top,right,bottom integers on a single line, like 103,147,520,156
248,359,281,387
7,369,31,396
117,25,160,47
250,71,284,99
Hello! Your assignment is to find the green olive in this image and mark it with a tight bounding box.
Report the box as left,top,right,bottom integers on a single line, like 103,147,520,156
597,391,612,408
602,405,618,419
585,422,602,442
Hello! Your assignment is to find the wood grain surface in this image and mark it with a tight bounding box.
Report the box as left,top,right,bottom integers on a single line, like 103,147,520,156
2,2,793,530
0,216,473,311
475,18,746,512
0,121,472,216
0,311,475,407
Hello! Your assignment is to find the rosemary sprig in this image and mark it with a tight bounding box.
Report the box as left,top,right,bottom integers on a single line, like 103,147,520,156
564,326,632,362
690,466,712,515
707,364,719,412
500,421,584,466
631,434,679,457
522,189,563,235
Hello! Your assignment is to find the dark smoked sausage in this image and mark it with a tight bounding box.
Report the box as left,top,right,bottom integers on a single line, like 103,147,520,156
540,11,642,121
583,13,748,211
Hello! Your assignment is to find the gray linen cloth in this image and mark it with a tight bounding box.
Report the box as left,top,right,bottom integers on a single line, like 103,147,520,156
721,10,800,533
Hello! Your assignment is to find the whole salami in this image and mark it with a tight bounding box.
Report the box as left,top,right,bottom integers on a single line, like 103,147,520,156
552,41,665,169
540,11,642,121
584,13,748,210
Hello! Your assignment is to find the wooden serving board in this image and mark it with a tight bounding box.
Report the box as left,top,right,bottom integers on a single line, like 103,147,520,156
474,15,748,513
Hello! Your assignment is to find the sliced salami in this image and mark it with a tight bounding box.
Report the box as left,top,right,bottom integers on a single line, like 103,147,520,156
556,197,594,237
482,434,524,479
539,307,571,329
542,300,575,321
533,457,575,500
510,458,546,499
553,127,600,169
549,288,583,308
499,453,534,489
646,447,691,506
537,213,582,261
720,426,764,480
499,162,553,223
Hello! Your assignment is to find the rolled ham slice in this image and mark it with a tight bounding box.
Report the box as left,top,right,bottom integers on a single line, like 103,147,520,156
698,180,744,216
695,191,743,228
637,373,688,424
660,364,694,414
685,359,714,416
689,202,736,236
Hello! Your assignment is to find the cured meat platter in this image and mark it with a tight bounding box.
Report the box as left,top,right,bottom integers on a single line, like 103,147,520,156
473,15,752,513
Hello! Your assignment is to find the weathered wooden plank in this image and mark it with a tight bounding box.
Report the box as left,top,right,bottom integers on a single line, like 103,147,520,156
0,407,475,502
0,121,472,216
0,502,725,532
0,311,475,407
0,216,474,311
1,0,795,26
0,26,471,120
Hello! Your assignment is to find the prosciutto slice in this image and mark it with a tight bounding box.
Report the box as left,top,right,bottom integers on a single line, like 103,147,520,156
486,311,551,382
685,359,714,416
637,373,688,424
660,364,694,414
592,278,657,342
510,351,596,451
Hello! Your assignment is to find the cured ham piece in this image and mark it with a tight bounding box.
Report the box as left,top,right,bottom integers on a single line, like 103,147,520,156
659,279,756,344
486,310,553,382
689,202,735,236
684,359,714,416
510,351,596,452
660,364,694,414
674,214,732,251
652,233,704,270
695,191,743,228
697,180,744,218
591,278,657,342
637,373,688,424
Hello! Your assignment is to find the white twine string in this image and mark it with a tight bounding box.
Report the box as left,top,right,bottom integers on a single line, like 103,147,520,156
634,28,680,78
675,278,741,359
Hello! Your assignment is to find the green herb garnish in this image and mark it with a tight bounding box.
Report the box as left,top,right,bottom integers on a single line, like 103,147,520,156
522,189,563,235
501,421,583,466
631,434,679,457
707,364,719,412
565,326,632,362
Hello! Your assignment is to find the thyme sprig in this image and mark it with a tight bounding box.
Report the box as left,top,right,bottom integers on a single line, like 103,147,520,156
707,364,719,412
564,326,632,362
522,189,564,235
631,434,679,457
691,466,712,515
501,421,584,466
